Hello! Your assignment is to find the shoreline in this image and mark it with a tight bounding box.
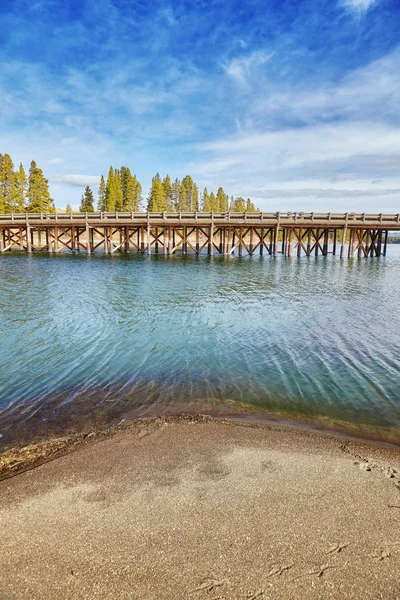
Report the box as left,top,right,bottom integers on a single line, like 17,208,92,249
1,411,400,483
1,416,399,599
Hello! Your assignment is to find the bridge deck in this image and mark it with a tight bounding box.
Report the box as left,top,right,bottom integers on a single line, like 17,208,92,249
0,211,399,228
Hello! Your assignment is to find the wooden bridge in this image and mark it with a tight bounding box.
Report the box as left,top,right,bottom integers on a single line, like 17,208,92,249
0,211,399,257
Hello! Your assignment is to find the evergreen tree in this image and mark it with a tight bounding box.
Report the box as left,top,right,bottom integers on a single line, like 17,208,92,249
147,173,166,211
177,181,189,211
66,204,72,213
181,175,195,210
9,162,27,212
171,178,180,210
97,175,107,211
121,166,137,211
162,175,172,210
232,196,246,212
202,187,211,211
209,191,218,211
0,153,15,212
27,160,54,213
216,187,229,211
134,178,143,211
246,198,258,211
105,166,123,211
192,183,199,211
80,186,95,212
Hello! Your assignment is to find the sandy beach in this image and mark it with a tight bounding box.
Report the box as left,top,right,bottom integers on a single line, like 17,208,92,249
1,416,399,599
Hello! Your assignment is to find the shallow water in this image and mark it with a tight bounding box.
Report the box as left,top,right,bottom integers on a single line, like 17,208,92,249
1,247,400,448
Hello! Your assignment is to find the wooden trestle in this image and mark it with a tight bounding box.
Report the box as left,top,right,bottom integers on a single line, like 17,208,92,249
0,211,398,257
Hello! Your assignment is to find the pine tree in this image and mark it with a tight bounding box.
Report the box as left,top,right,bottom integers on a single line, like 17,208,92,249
171,178,180,210
97,175,107,211
209,191,218,211
232,197,246,212
147,173,166,211
192,183,199,211
66,204,72,213
105,167,123,211
162,175,172,210
9,162,27,212
216,187,229,212
0,153,15,212
134,178,143,211
177,181,189,211
246,198,258,211
202,188,211,211
80,186,95,212
27,160,54,213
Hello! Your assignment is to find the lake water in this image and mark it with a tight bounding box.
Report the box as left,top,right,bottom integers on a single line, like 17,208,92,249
1,248,400,449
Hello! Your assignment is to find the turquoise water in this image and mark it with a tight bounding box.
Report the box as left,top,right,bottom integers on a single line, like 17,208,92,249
1,248,400,448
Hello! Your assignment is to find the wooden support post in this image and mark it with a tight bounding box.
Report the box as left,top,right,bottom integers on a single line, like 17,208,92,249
288,228,293,256
183,226,187,254
297,228,302,257
348,229,355,257
76,228,80,252
249,227,254,255
27,225,32,253
53,226,58,252
168,227,173,254
38,229,42,250
383,229,388,256
147,221,151,254
140,226,145,253
208,222,214,255
377,230,383,257
260,228,264,256
196,226,200,253
323,229,329,256
239,227,243,256
333,229,337,255
104,227,109,254
164,228,168,255
340,226,347,258
358,230,363,258
48,228,53,253
86,224,91,254
307,229,312,256
155,228,159,253
71,226,76,252
0,227,4,252
281,229,286,254
315,229,319,256
273,225,279,256
125,226,129,252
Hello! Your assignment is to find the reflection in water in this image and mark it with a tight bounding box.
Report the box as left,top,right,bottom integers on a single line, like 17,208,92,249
0,248,400,448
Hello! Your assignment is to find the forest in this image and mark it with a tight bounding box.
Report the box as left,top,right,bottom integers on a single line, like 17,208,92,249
0,153,259,214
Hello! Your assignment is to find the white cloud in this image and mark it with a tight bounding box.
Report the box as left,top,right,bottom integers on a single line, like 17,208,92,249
340,0,380,14
54,174,101,187
223,51,273,86
48,157,64,165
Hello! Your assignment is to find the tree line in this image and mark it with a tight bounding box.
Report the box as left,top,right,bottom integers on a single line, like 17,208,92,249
0,153,54,213
1,153,259,214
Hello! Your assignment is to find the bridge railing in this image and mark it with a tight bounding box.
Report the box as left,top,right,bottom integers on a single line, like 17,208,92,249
0,211,399,224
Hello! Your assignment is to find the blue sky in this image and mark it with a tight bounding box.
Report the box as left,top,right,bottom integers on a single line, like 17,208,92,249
1,0,400,211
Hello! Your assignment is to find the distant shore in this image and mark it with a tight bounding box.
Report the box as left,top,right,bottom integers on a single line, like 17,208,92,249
1,416,399,599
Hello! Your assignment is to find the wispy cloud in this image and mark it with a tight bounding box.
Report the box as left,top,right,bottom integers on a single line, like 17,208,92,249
340,0,380,15
223,51,274,87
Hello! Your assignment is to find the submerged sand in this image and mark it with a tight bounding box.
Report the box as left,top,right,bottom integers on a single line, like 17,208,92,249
0,416,399,599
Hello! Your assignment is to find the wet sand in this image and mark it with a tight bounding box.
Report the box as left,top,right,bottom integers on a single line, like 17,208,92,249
1,416,400,599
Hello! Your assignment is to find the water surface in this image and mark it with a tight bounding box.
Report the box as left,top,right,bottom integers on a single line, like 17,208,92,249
1,248,400,448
